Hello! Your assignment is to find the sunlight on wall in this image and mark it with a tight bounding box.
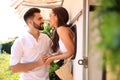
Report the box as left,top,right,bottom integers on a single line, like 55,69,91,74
0,0,26,41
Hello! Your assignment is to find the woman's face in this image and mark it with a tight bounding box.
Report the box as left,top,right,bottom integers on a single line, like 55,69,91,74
49,11,58,28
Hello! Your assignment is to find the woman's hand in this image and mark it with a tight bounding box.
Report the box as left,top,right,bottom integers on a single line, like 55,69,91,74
44,57,53,65
42,53,52,61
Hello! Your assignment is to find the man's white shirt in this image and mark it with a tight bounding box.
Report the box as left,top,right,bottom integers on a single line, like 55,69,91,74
10,32,51,80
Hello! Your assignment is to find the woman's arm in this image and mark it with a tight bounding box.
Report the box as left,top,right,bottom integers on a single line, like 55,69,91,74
45,26,75,65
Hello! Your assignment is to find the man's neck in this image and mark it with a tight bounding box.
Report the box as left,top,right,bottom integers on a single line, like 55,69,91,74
29,30,40,41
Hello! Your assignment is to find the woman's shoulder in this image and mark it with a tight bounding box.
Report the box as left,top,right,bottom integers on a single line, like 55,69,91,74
57,26,69,33
57,26,73,35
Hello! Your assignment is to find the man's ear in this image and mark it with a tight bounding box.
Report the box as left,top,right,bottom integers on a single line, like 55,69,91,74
27,19,33,25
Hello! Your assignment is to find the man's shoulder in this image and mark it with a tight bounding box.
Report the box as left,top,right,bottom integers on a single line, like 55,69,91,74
13,34,28,44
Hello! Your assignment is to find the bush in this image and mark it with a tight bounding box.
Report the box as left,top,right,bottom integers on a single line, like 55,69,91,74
0,53,19,80
49,62,60,80
1,37,17,54
1,41,14,54
40,22,54,39
96,0,120,79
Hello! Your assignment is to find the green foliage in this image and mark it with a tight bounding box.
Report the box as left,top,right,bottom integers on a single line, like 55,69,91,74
49,62,59,74
98,12,120,51
96,0,120,72
40,23,54,39
0,53,19,80
1,37,17,54
99,0,115,7
1,40,14,54
49,62,60,80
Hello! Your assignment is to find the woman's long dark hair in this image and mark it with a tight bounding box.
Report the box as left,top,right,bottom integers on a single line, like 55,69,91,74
51,7,69,53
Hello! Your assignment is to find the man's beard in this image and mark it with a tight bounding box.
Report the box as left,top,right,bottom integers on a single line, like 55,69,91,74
33,21,44,30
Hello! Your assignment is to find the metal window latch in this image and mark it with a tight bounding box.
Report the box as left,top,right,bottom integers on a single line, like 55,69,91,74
78,57,88,68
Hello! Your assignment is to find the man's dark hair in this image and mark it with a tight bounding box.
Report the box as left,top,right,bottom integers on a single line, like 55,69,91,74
23,8,41,23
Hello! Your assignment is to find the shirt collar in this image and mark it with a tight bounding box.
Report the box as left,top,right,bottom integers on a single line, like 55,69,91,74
26,31,44,39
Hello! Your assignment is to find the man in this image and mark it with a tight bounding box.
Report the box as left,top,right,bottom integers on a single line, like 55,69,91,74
10,8,51,80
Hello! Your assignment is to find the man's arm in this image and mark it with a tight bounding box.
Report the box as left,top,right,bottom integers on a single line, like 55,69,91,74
10,56,44,73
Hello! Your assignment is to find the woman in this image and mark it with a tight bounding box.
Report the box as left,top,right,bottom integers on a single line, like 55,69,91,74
44,7,75,65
